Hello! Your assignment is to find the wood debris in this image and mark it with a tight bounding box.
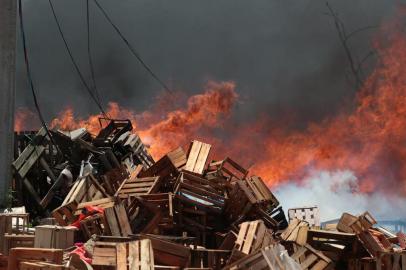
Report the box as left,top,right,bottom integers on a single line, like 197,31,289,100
2,119,406,269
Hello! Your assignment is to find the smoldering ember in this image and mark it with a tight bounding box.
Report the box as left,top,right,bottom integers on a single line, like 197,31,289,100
2,0,406,270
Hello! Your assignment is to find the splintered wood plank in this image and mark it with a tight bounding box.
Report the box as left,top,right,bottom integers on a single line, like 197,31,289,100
116,243,127,270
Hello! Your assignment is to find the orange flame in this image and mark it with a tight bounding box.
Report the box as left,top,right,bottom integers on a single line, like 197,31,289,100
14,20,406,196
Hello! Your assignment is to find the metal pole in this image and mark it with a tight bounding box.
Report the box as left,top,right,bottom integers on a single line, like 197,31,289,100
0,0,17,206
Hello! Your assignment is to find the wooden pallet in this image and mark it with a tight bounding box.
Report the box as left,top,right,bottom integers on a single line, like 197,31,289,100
8,248,63,270
92,239,154,270
245,176,279,207
184,141,211,175
291,243,332,270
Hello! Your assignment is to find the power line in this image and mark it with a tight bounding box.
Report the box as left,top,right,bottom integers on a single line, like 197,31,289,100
86,0,103,108
92,0,173,94
48,0,108,117
18,0,59,150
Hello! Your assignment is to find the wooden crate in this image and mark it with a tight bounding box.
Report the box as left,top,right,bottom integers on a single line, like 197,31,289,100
349,212,377,234
0,213,30,253
104,203,132,237
4,234,35,255
245,176,279,207
288,206,320,228
190,248,230,270
349,251,406,270
307,228,356,252
337,212,358,233
358,229,392,257
233,220,274,255
174,172,225,215
74,197,116,216
34,225,77,249
140,234,191,268
101,166,130,196
8,248,63,270
140,147,186,178
52,174,109,226
116,176,162,198
80,213,109,239
92,239,154,270
223,244,299,270
280,218,309,246
19,261,65,270
129,193,174,234
184,141,211,175
291,243,332,270
206,158,248,182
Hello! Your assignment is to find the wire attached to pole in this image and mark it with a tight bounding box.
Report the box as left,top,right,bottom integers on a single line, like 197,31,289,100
48,0,108,117
18,0,60,153
86,0,103,109
92,0,173,94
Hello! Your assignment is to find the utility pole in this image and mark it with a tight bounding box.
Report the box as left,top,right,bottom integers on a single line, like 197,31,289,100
0,0,17,206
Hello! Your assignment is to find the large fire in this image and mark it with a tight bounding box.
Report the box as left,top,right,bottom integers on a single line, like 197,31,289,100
15,23,406,195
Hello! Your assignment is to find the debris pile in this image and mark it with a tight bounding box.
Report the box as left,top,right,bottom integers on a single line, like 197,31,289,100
2,119,406,269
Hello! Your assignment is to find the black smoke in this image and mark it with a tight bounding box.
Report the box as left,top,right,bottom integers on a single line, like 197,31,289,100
16,0,399,124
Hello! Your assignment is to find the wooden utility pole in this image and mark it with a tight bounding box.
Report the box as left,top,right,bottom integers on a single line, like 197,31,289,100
0,0,17,205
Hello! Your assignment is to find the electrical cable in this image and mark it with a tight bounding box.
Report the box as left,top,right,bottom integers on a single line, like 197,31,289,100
48,0,108,117
92,0,173,94
18,0,59,148
86,0,103,108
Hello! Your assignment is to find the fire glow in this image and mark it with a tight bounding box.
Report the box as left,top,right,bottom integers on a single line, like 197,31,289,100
15,26,406,196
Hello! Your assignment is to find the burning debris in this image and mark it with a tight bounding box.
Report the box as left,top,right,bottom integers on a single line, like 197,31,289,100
0,118,405,269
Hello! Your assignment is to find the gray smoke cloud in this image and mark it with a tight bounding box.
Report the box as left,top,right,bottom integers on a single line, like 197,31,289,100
16,0,399,122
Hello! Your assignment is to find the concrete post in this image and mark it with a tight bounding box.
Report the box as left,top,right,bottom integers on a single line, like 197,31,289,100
0,0,17,205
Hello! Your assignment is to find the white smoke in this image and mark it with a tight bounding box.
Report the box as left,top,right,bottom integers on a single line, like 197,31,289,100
275,170,406,222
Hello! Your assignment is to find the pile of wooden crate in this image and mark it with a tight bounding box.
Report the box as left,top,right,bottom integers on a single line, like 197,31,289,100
6,119,406,269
